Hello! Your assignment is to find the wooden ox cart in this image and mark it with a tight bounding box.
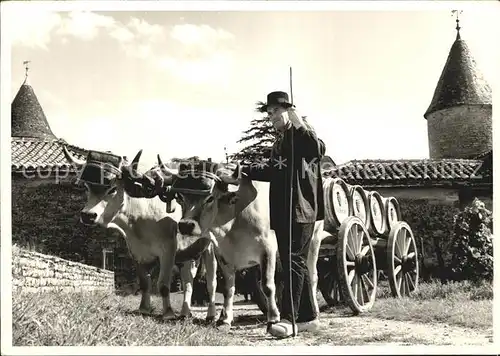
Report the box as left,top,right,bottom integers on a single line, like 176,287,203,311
315,177,419,314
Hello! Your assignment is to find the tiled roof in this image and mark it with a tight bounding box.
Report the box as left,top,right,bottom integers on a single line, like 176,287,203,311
324,158,489,187
474,150,492,179
424,35,492,117
11,79,57,140
473,149,492,161
11,138,88,173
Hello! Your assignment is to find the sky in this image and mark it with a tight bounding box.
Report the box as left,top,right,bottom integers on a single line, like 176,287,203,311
4,1,499,170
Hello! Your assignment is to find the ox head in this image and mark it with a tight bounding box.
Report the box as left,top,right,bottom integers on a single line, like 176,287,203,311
63,146,153,227
173,162,246,237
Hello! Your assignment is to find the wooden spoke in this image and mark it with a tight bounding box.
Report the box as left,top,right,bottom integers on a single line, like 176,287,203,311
337,216,377,315
387,221,419,298
346,241,355,260
362,274,374,290
394,264,402,276
360,277,370,305
399,273,406,295
406,274,415,291
348,228,355,254
354,224,360,252
317,256,344,307
404,232,411,256
348,269,355,284
395,232,403,257
352,275,359,298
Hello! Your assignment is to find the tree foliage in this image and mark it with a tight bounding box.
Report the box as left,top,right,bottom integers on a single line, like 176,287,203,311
397,199,460,281
230,101,278,165
449,198,493,282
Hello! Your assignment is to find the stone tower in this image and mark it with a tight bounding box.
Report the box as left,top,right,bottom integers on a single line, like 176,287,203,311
12,64,57,140
424,17,492,159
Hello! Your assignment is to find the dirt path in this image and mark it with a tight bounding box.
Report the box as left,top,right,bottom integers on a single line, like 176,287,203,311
189,302,493,346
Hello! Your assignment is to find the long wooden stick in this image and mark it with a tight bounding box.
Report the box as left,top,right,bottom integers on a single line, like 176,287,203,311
288,66,297,337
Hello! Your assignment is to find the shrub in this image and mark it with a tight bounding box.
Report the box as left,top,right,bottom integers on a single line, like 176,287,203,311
449,198,493,282
398,199,460,280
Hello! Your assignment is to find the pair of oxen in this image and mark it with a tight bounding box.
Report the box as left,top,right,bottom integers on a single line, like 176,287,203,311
63,147,329,330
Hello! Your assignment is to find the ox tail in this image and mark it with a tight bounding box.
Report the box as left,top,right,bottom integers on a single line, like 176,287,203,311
174,237,212,264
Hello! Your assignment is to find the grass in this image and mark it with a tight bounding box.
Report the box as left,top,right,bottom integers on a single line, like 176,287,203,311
12,279,493,346
12,290,236,346
362,279,493,330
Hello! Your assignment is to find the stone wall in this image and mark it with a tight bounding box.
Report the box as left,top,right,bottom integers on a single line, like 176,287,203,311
11,177,117,268
12,177,145,293
426,105,492,159
12,246,114,293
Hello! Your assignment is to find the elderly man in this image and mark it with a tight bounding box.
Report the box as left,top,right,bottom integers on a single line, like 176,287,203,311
242,91,325,338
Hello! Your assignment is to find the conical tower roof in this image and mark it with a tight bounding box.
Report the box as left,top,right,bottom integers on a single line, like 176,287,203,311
11,75,57,140
424,25,492,118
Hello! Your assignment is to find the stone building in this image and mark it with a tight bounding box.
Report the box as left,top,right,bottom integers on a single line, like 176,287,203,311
10,68,121,277
10,68,170,293
11,73,88,187
326,22,493,211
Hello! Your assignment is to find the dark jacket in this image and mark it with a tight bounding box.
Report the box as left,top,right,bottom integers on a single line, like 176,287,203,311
242,124,325,231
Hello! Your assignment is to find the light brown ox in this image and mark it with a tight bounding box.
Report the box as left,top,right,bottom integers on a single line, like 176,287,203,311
137,157,331,329
63,147,216,321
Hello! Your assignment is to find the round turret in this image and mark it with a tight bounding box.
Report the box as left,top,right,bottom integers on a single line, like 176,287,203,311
424,19,492,159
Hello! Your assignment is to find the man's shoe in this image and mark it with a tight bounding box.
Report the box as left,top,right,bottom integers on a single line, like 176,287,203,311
267,319,298,339
297,318,320,332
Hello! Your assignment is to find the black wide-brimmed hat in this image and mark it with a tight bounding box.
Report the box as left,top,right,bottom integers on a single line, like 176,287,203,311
260,91,295,112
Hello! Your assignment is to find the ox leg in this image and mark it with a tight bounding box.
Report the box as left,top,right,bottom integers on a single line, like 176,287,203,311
202,245,218,323
179,259,198,319
158,250,177,321
136,262,154,315
217,261,236,329
307,220,326,317
261,249,280,325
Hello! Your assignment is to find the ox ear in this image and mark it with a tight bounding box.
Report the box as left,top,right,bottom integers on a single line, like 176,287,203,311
220,191,239,205
217,162,246,185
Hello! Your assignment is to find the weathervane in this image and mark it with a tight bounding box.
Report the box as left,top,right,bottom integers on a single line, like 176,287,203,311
451,10,463,39
23,60,31,80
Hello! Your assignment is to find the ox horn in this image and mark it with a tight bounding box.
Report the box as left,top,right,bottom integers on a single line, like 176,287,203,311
62,146,85,167
131,149,143,169
157,154,178,176
151,153,177,187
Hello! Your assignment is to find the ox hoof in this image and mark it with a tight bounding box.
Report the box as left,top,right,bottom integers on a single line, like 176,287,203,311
161,309,177,321
138,307,154,315
266,321,279,333
205,315,216,324
178,313,193,321
215,320,232,331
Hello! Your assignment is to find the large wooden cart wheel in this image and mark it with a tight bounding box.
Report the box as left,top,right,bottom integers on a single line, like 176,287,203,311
317,256,344,307
337,216,377,314
387,221,419,298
